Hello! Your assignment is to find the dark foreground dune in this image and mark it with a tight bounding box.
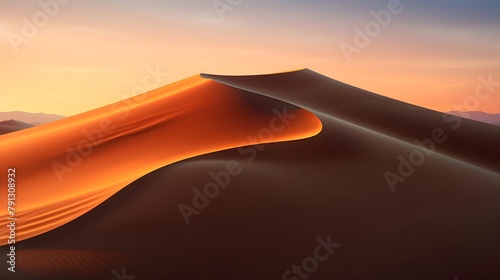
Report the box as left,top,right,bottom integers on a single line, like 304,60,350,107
1,69,499,280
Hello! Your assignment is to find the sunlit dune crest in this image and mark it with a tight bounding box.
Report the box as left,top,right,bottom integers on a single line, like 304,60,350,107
0,75,322,244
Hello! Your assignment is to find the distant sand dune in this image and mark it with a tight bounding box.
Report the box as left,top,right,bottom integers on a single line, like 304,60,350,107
0,119,34,135
0,111,64,125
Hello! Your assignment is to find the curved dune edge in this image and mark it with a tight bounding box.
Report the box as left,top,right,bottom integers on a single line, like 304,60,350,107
202,69,500,174
0,74,323,245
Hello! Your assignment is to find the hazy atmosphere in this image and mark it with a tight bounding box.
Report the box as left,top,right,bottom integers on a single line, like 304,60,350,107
1,0,499,115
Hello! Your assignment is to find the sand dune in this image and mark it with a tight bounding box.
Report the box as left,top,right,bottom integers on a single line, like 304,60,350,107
0,120,34,135
203,70,500,173
0,75,321,245
1,69,499,279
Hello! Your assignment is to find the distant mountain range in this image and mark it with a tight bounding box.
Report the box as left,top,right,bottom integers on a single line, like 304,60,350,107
447,111,500,126
0,111,65,125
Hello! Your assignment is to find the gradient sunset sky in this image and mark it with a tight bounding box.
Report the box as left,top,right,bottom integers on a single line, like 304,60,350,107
1,0,499,116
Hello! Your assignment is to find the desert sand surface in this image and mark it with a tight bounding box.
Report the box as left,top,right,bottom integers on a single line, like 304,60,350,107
0,75,321,244
1,69,499,279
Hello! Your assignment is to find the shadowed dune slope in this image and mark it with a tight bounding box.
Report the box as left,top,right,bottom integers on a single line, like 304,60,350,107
3,69,499,279
0,74,322,245
203,69,500,173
